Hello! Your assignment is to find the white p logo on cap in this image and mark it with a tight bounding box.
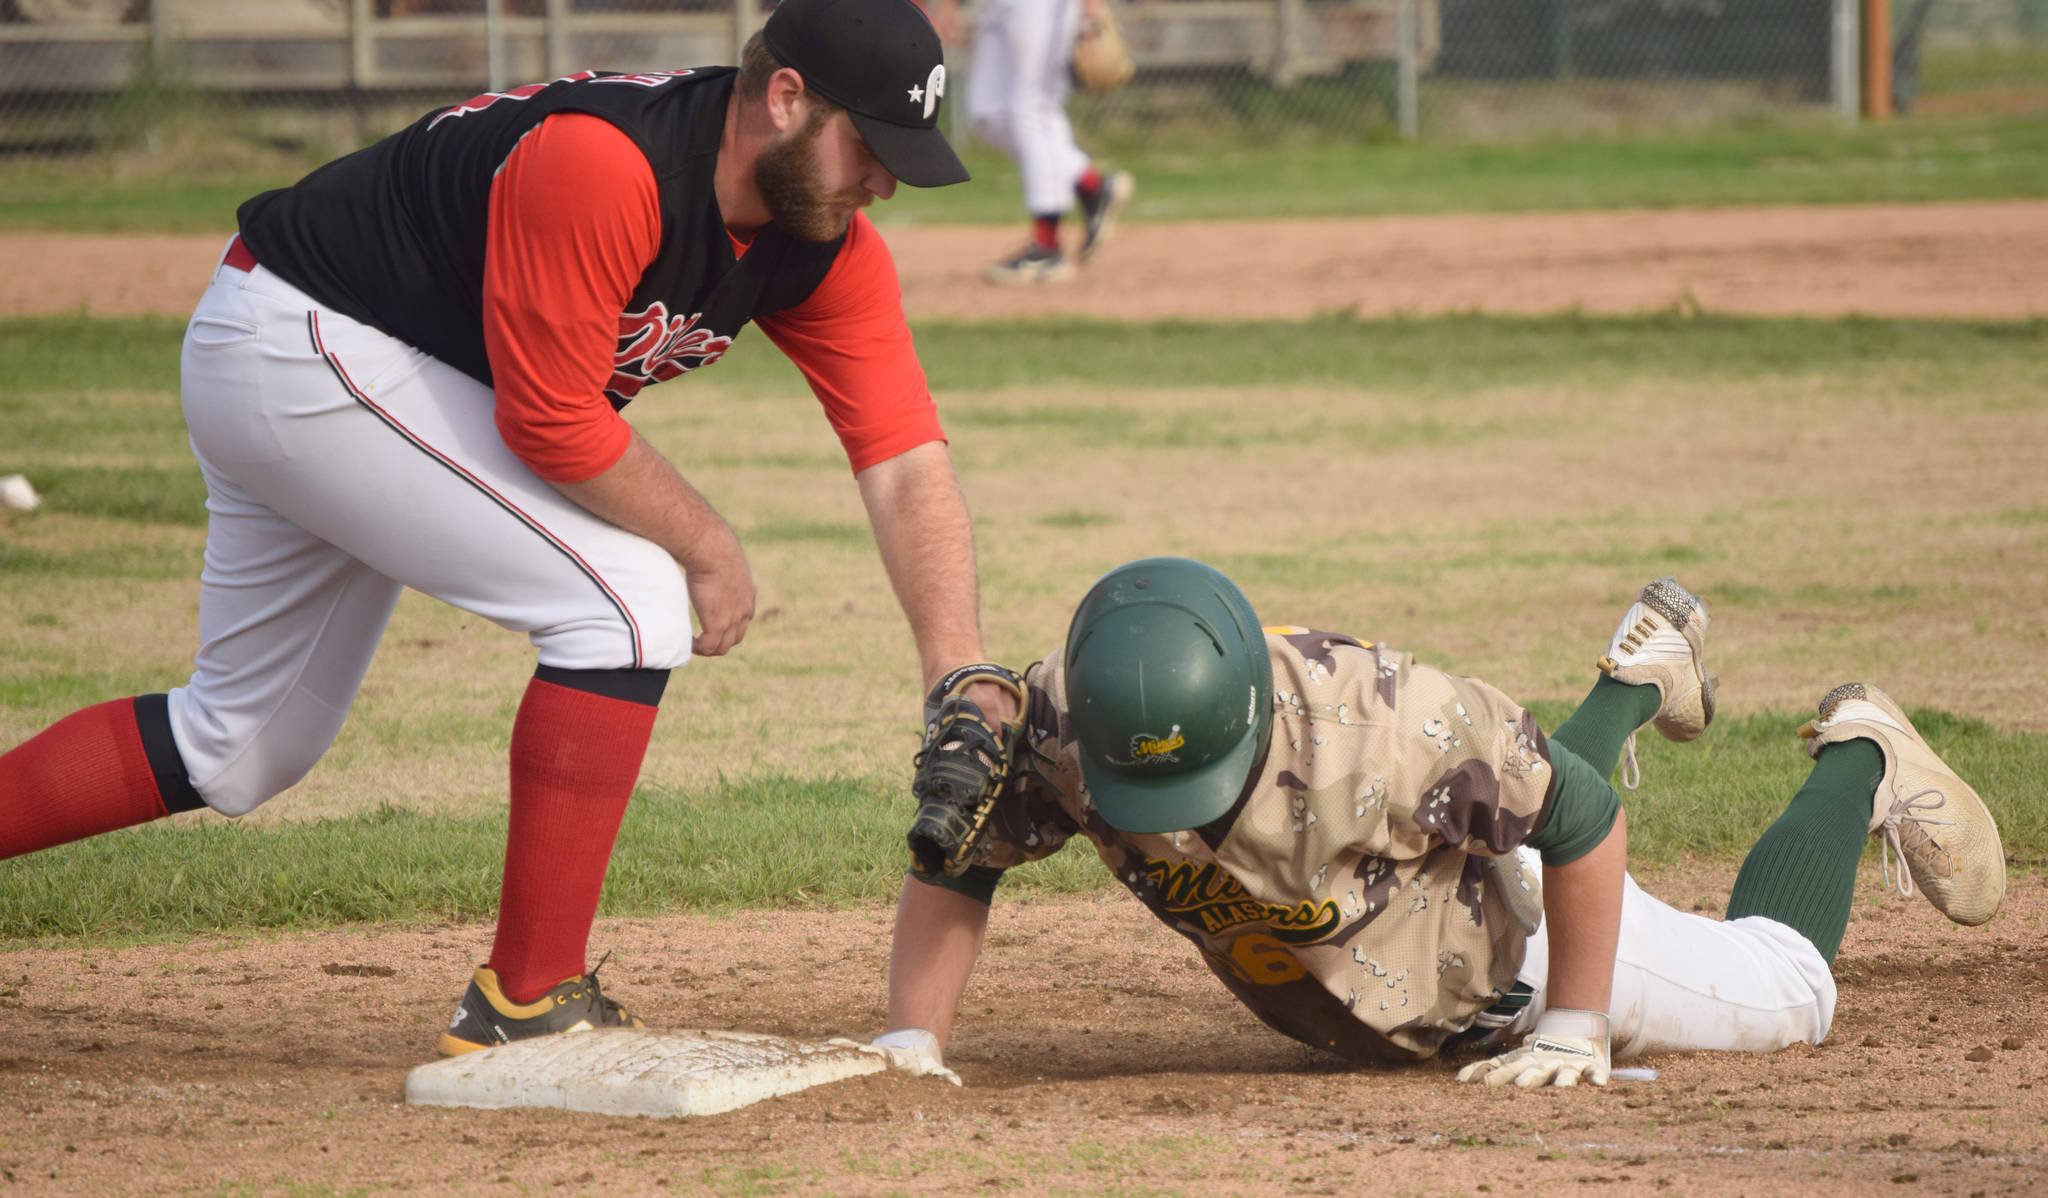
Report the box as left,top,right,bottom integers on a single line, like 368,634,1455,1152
921,63,945,120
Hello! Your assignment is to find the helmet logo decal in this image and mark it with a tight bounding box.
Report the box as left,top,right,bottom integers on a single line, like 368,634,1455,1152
1120,724,1184,764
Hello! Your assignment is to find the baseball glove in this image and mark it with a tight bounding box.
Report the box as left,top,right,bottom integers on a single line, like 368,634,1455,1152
1071,7,1136,94
907,663,1028,879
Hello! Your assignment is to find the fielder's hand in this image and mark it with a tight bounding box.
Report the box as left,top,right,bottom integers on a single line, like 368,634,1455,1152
1455,1008,1611,1088
828,1028,963,1086
683,522,755,657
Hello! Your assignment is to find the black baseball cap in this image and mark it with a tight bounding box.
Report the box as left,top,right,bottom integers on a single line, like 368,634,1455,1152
761,0,970,188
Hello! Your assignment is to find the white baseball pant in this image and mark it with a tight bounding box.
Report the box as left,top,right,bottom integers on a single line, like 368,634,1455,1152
1511,850,1838,1058
966,0,1091,216
170,243,693,817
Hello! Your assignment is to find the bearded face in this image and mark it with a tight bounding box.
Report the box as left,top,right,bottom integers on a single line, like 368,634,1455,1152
753,103,856,243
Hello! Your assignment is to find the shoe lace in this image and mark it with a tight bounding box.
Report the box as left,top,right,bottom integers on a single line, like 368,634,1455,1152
583,950,633,1027
1619,732,1641,792
1878,788,1955,899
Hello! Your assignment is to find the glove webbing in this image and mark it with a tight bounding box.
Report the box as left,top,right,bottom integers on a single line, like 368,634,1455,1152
909,697,1013,878
908,663,1026,880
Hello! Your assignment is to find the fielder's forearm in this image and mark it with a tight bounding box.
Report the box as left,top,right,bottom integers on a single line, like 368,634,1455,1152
1538,807,1627,1015
551,428,739,571
855,440,989,688
886,876,991,1046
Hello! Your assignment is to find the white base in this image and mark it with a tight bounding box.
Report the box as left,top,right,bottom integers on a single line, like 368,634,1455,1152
404,1030,886,1118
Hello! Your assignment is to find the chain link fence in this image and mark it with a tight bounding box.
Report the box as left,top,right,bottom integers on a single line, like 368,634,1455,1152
0,0,2042,157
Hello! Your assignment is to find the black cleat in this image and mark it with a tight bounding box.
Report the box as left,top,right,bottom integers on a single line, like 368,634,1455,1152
982,242,1074,285
437,954,644,1056
1076,169,1135,261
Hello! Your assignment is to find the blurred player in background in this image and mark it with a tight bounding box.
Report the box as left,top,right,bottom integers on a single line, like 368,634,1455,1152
925,0,1136,283
0,0,1021,1056
851,560,2004,1086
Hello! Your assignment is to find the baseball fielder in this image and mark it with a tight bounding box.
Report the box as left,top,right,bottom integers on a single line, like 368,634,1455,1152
857,559,2005,1085
0,0,1016,1055
924,0,1136,283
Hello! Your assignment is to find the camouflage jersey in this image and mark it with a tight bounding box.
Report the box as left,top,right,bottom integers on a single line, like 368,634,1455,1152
970,629,1556,1063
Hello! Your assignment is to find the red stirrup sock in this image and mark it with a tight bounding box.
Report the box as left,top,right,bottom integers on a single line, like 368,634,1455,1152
0,697,185,859
1075,164,1104,201
489,676,660,1005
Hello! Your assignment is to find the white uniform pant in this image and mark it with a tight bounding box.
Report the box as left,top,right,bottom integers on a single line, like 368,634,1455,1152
170,246,692,817
1512,851,1837,1058
967,0,1091,216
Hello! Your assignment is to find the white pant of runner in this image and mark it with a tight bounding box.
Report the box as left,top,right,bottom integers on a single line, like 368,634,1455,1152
1511,849,1837,1059
966,0,1091,217
169,243,693,817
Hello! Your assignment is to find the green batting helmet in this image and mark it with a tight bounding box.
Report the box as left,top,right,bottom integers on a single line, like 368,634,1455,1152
1063,558,1274,833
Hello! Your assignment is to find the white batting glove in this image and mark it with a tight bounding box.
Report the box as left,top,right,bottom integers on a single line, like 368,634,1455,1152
1455,1008,1611,1088
827,1028,963,1086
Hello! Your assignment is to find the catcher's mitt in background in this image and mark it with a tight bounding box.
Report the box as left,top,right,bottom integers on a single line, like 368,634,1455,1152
907,663,1027,879
1072,7,1136,93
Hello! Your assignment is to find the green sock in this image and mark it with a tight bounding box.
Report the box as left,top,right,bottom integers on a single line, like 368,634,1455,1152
1548,675,1662,780
1723,739,1883,965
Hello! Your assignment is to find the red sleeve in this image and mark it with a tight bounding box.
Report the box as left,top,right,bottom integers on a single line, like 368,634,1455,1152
482,112,661,483
755,212,945,474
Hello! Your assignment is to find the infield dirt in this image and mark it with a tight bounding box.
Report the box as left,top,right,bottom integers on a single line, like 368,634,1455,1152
0,868,2041,1196
1,200,2044,321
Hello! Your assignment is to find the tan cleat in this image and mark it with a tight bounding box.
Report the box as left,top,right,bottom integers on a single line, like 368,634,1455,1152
1596,577,1716,789
1800,683,2005,926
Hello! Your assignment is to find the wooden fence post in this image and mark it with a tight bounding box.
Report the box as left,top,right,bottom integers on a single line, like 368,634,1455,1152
546,0,570,79
350,0,375,90
1861,0,1892,119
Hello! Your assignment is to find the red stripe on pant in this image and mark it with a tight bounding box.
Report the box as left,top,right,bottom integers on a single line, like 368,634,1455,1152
489,677,658,1004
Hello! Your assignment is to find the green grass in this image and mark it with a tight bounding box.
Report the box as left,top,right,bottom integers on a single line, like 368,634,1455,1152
0,774,1106,942
5,311,2043,411
7,312,2043,536
1916,45,2048,98
0,464,207,526
3,310,2043,942
0,711,2039,942
713,311,2048,402
0,316,185,391
2,110,2043,232
898,111,2048,225
0,540,200,580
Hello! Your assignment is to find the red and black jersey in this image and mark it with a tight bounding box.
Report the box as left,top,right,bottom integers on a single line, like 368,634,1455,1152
237,67,940,482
